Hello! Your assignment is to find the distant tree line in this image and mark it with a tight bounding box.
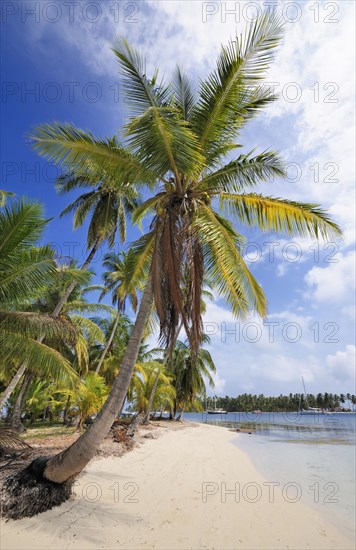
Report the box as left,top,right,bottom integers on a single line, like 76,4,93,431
205,393,356,412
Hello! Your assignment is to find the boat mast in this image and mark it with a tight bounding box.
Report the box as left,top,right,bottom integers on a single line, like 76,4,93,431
302,376,308,409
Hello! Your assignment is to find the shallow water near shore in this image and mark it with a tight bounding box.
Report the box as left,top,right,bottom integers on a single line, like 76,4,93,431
184,411,356,540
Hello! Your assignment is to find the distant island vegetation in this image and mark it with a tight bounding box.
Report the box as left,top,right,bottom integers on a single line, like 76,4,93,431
202,393,356,413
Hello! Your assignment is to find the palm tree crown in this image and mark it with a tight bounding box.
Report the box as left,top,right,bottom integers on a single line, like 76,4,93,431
31,12,341,361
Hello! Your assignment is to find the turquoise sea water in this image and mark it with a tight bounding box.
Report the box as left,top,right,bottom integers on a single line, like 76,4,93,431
184,412,356,540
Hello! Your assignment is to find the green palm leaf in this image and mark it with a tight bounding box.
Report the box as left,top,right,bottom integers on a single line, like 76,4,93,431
0,311,77,343
198,151,286,193
0,247,57,306
220,193,342,240
0,333,77,383
30,122,154,184
0,199,48,258
172,66,196,120
192,11,284,161
194,205,267,317
112,38,171,116
125,106,204,182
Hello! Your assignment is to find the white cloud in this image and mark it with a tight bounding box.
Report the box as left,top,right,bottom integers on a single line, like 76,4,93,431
342,305,356,321
202,298,355,395
304,251,356,304
210,371,226,395
326,345,356,383
264,0,355,246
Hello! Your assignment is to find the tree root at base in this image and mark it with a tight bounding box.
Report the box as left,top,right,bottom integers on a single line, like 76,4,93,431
0,456,72,519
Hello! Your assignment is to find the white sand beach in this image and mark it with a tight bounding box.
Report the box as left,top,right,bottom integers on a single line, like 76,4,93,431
1,422,354,550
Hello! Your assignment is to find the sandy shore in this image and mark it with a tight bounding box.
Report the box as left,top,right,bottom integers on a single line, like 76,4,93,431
1,423,354,550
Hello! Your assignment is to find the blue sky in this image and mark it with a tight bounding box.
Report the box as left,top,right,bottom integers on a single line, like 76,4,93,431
1,0,355,397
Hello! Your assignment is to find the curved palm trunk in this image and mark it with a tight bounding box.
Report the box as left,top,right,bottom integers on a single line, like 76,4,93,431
0,362,27,411
63,395,71,425
0,241,100,410
9,373,32,432
95,310,121,375
43,274,153,484
143,371,160,424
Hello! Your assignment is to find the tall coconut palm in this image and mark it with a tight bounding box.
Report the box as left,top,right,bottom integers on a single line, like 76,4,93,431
0,200,80,411
95,251,139,374
52,159,140,314
1,160,138,405
2,12,343,519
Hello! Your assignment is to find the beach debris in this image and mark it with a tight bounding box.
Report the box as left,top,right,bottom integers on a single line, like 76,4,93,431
143,433,157,439
0,427,33,458
112,426,135,449
0,456,72,519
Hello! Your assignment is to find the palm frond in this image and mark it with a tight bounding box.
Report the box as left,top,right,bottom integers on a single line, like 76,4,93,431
30,122,154,184
125,106,204,182
132,193,165,227
0,199,48,258
0,333,77,383
220,193,342,240
172,66,196,120
124,232,156,289
198,151,285,193
63,301,115,317
194,205,267,317
0,311,78,343
192,10,284,160
112,38,171,116
0,247,57,306
70,315,105,345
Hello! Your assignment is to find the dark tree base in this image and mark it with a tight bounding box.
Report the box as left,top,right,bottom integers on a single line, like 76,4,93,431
0,456,72,519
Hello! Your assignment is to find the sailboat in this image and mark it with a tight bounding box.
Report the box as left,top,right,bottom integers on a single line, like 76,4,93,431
299,377,324,414
206,397,227,414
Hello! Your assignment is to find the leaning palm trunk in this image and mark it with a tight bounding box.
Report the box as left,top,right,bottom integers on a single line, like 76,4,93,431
1,275,153,519
0,363,27,411
63,395,71,425
0,241,100,411
143,370,160,424
95,309,121,375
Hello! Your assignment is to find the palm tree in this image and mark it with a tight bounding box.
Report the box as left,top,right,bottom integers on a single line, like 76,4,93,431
95,251,139,374
0,161,136,405
72,372,109,429
91,314,133,383
130,361,175,419
51,161,140,314
6,276,110,431
0,200,79,411
2,12,342,518
169,339,216,420
0,189,15,206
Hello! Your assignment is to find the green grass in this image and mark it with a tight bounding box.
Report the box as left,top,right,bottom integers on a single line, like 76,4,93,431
21,423,77,441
